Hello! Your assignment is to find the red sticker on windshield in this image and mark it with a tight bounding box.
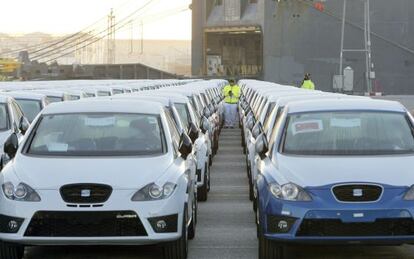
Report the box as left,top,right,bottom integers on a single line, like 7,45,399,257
292,120,323,135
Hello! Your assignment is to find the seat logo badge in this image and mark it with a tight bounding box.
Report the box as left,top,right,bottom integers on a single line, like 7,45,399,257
81,189,91,197
353,189,363,197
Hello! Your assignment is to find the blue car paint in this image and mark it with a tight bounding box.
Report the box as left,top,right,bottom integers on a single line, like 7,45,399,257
257,173,414,244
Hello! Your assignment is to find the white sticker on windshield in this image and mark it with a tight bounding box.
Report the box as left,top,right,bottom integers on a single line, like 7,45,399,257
84,117,116,127
330,118,361,128
148,117,157,124
292,120,323,135
47,142,68,152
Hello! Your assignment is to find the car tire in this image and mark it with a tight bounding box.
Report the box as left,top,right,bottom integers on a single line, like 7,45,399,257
197,172,208,202
206,163,211,192
246,157,251,179
249,182,254,202
253,190,258,212
163,208,188,259
188,200,196,240
0,242,24,259
258,233,284,259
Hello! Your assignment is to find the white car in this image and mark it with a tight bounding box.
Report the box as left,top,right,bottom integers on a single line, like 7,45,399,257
1,92,49,123
138,92,212,201
0,95,30,161
0,100,197,259
31,90,71,103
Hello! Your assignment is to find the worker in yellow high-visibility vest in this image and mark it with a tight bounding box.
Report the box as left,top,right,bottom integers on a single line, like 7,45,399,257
301,73,315,90
223,79,240,128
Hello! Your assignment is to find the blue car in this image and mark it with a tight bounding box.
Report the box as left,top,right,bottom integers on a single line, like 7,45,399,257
255,98,414,258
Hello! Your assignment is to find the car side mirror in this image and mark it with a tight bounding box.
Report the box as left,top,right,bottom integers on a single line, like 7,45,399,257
4,133,19,159
200,116,210,134
252,121,263,139
255,133,269,160
246,115,256,131
188,122,199,143
208,103,215,113
19,117,30,135
203,107,211,118
179,133,193,159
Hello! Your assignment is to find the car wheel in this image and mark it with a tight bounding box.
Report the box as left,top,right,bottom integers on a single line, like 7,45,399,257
258,230,284,259
246,157,251,179
163,208,188,259
256,195,260,238
206,163,211,192
0,242,24,259
188,200,196,240
249,181,254,202
197,172,208,202
213,139,218,155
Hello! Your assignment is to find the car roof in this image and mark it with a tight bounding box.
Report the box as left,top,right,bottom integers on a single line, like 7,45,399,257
286,99,406,114
32,90,65,97
42,100,164,115
110,95,171,107
2,91,46,101
275,94,363,106
138,92,189,103
0,95,12,103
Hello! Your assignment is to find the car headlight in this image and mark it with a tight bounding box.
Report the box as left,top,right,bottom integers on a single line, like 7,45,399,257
269,182,312,201
403,185,414,200
131,182,177,201
2,182,41,202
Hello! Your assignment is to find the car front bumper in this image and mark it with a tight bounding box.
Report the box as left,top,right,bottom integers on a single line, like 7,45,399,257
0,189,186,246
260,187,414,245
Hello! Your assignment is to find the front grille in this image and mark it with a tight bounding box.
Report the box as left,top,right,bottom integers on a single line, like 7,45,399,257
60,184,112,204
296,218,414,237
24,211,147,237
332,184,382,202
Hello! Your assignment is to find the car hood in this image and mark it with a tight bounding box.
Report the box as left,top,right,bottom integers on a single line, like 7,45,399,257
276,154,414,188
11,154,173,190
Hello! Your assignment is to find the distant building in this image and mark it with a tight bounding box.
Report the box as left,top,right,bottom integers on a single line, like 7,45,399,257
192,0,414,94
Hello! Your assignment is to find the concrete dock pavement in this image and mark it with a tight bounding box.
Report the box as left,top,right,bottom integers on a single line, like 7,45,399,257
187,128,258,259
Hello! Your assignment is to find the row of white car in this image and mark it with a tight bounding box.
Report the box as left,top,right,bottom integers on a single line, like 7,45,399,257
238,80,414,258
0,79,226,259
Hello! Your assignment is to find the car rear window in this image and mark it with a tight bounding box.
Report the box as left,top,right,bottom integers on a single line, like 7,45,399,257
26,113,165,156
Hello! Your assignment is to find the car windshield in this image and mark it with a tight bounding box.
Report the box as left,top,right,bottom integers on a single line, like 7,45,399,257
282,111,414,155
85,93,96,98
175,103,190,129
68,95,80,100
0,104,9,130
113,89,123,95
47,96,63,103
27,113,165,156
15,99,42,122
97,91,111,97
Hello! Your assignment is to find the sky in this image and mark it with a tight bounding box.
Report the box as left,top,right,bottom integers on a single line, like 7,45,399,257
0,0,192,40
